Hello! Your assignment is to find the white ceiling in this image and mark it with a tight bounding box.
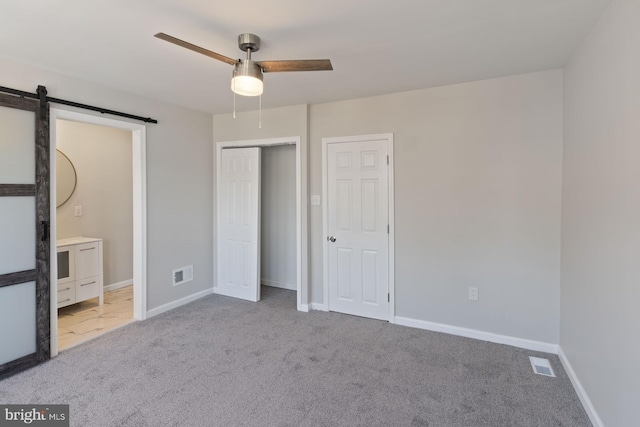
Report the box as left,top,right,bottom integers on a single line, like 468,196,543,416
1,0,610,114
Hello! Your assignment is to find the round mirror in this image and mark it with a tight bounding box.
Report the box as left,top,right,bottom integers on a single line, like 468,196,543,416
56,149,77,208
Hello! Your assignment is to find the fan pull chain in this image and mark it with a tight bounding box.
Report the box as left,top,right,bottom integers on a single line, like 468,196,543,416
233,86,236,119
259,94,262,129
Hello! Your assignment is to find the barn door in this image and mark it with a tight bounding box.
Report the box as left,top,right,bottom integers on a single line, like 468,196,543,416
0,92,50,378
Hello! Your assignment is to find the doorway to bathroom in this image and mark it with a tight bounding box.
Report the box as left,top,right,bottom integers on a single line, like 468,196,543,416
50,109,147,356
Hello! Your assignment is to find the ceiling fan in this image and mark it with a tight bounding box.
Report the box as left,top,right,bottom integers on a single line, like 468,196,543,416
154,32,333,97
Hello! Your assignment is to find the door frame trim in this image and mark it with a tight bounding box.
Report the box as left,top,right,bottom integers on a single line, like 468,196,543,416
321,133,395,322
214,137,309,311
49,109,147,357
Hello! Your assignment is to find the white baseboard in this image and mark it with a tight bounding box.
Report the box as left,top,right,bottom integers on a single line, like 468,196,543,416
394,316,559,354
297,303,310,312
558,347,603,427
310,302,328,312
146,288,214,318
261,279,296,291
104,279,133,292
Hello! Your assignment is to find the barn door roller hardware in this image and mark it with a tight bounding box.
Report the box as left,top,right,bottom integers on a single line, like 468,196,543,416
0,84,158,124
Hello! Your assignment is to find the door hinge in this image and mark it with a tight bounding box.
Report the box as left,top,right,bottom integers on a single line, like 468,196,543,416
388,293,390,302
387,224,389,234
387,155,389,165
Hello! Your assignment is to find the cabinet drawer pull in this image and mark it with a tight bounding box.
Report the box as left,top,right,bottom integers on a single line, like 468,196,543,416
80,247,96,251
59,298,71,303
60,287,71,291
80,281,96,286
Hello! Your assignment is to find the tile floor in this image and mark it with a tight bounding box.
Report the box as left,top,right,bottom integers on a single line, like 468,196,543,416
58,285,134,351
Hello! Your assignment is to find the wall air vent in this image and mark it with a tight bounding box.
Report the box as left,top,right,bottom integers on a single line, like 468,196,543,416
529,356,556,377
172,265,193,286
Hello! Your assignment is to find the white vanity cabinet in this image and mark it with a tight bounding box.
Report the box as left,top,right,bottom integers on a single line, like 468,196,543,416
56,237,104,309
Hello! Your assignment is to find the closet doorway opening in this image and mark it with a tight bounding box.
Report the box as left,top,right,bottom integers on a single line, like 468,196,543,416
214,137,309,311
50,109,147,356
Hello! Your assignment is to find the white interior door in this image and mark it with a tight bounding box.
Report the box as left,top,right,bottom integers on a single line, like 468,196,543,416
0,93,50,378
216,147,261,302
326,139,389,320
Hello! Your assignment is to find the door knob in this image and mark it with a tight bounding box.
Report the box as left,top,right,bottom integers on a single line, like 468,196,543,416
327,236,336,242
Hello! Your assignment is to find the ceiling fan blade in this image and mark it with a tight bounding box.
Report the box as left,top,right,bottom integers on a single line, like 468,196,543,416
257,59,333,73
154,33,238,66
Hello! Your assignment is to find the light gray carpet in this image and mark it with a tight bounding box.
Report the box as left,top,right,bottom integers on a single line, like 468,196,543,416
0,287,590,427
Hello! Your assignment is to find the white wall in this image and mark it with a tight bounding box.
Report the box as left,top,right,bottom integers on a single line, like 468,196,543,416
309,70,563,344
56,120,133,287
0,57,213,311
561,0,640,425
213,70,563,344
261,145,297,290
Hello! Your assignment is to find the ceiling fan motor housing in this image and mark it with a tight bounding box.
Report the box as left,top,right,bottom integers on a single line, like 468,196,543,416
233,60,263,81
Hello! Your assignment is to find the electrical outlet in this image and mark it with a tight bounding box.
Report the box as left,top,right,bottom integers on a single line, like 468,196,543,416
468,287,479,301
74,206,83,217
311,195,321,206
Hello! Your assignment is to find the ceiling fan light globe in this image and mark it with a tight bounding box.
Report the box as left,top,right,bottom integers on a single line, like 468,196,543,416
231,76,263,96
231,60,264,96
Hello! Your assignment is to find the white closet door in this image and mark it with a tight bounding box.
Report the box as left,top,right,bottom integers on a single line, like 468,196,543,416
216,147,261,302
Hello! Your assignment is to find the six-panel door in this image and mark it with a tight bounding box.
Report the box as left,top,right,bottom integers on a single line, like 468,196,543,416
216,147,261,302
327,140,389,320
